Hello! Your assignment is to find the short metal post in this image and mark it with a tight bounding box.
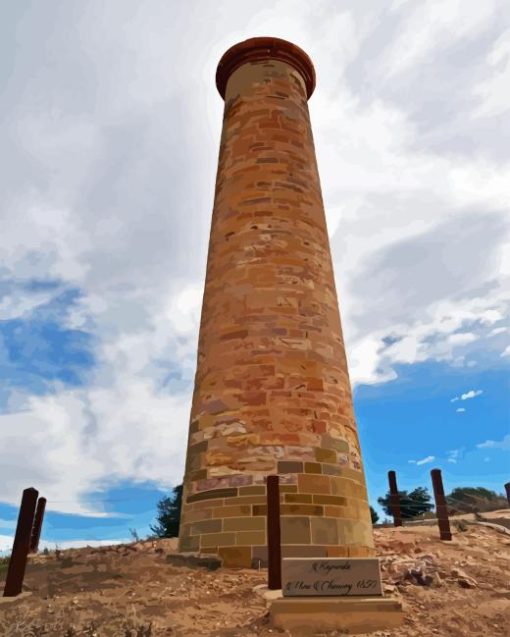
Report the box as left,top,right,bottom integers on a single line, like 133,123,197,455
388,470,402,527
431,469,452,541
266,475,282,590
3,487,39,597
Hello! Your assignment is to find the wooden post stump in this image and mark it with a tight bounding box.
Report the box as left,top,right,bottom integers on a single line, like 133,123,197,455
388,471,402,527
3,487,39,597
431,469,452,541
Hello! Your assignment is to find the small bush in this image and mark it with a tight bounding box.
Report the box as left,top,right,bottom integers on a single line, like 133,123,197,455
123,622,153,637
0,555,10,575
454,520,468,532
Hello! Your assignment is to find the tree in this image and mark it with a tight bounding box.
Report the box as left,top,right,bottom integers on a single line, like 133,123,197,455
370,506,379,524
377,486,433,520
446,487,507,514
150,484,183,538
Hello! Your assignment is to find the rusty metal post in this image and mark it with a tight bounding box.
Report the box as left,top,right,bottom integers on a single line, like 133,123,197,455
505,482,510,507
431,469,452,541
29,497,47,553
3,487,39,597
388,471,402,527
266,475,282,590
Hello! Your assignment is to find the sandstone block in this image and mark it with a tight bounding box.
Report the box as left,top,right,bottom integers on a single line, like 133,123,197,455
219,546,252,568
280,516,311,544
277,460,303,473
314,448,337,463
239,485,265,495
270,597,404,633
179,536,199,552
188,488,238,503
297,474,331,495
236,530,266,545
253,505,268,516
191,498,224,511
313,495,347,506
190,519,222,535
304,462,322,474
223,517,266,531
280,504,323,516
327,545,349,557
311,517,339,545
281,545,327,558
201,532,237,548
213,505,251,518
284,493,313,504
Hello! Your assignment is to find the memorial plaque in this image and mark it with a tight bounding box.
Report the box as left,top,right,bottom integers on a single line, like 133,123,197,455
282,558,383,597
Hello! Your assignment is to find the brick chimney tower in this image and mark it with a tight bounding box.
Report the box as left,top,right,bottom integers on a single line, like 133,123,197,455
178,37,375,568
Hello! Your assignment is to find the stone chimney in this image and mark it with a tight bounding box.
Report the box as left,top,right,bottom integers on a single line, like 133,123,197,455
178,37,375,568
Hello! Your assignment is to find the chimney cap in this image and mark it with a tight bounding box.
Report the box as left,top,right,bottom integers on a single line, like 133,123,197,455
216,36,316,101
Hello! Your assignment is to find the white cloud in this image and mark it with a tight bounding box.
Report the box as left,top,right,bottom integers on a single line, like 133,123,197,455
472,28,510,118
345,293,510,386
0,286,60,322
476,434,510,450
447,448,462,463
450,389,483,403
460,389,483,400
489,326,508,336
501,345,510,357
456,408,466,413
381,0,497,79
408,456,435,465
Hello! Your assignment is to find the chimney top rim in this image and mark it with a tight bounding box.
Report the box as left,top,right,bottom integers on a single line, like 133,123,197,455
215,36,316,101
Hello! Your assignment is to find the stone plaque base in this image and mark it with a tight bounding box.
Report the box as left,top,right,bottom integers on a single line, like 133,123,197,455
270,596,404,634
0,592,33,604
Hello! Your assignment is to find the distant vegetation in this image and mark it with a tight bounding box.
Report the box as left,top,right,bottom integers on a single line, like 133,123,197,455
377,486,434,519
375,485,507,522
150,484,183,538
445,486,507,514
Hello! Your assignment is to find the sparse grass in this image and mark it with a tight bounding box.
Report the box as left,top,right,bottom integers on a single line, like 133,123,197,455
0,554,10,575
123,622,153,637
60,556,76,568
454,519,469,532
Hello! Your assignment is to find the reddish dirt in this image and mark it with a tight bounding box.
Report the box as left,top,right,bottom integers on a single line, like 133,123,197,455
0,513,509,636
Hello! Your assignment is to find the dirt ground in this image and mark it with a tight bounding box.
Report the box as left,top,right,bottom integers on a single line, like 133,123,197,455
1,512,509,637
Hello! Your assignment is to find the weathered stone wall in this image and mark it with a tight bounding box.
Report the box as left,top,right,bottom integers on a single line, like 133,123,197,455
178,38,375,568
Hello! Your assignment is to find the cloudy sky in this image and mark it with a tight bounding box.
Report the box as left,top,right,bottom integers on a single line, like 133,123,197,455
1,0,509,551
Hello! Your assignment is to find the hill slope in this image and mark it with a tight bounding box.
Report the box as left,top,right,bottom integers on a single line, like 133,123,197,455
1,514,509,636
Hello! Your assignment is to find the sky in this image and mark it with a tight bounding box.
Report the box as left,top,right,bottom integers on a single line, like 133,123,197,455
1,0,509,552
